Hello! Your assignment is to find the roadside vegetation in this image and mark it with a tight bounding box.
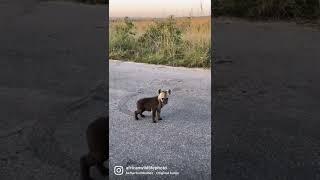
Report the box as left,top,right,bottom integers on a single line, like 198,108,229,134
109,16,211,68
213,0,320,20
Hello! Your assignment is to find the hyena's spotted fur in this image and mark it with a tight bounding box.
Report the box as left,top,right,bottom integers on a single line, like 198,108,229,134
80,117,108,180
135,89,171,123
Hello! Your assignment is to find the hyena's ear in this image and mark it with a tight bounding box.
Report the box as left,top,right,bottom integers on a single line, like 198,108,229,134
158,89,162,94
167,89,171,95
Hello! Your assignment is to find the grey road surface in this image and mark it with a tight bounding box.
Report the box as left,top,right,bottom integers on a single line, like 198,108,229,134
214,18,320,179
109,60,211,179
0,1,107,180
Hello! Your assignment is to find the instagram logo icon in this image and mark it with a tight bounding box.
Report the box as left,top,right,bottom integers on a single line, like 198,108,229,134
114,166,124,175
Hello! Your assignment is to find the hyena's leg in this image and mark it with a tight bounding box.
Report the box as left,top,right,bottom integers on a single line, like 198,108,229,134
96,160,108,176
134,110,141,120
156,110,161,121
93,152,108,176
140,109,145,117
157,109,162,120
152,109,157,123
80,154,96,180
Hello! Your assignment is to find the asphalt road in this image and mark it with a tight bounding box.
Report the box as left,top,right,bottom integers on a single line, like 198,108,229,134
109,60,211,179
0,1,107,180
2,1,320,180
214,18,320,180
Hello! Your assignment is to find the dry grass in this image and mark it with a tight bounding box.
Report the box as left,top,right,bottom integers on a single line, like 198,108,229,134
110,16,210,43
109,16,211,68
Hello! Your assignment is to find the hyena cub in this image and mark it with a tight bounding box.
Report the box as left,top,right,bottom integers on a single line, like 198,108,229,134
80,116,108,180
135,89,171,123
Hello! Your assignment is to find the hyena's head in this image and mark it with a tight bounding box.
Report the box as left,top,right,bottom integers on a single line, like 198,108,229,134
158,89,171,105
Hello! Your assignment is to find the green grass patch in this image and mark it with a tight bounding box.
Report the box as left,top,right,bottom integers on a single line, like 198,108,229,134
109,16,211,68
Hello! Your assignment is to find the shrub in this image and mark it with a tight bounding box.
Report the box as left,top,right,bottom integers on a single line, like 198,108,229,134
109,17,137,59
138,16,184,64
213,0,320,19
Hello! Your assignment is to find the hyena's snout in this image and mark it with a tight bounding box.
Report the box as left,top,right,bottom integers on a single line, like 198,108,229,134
162,97,168,104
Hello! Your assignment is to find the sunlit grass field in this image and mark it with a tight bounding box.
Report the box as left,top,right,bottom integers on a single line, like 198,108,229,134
128,16,210,42
109,16,211,68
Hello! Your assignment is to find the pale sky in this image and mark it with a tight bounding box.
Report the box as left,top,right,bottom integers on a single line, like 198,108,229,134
110,0,211,18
